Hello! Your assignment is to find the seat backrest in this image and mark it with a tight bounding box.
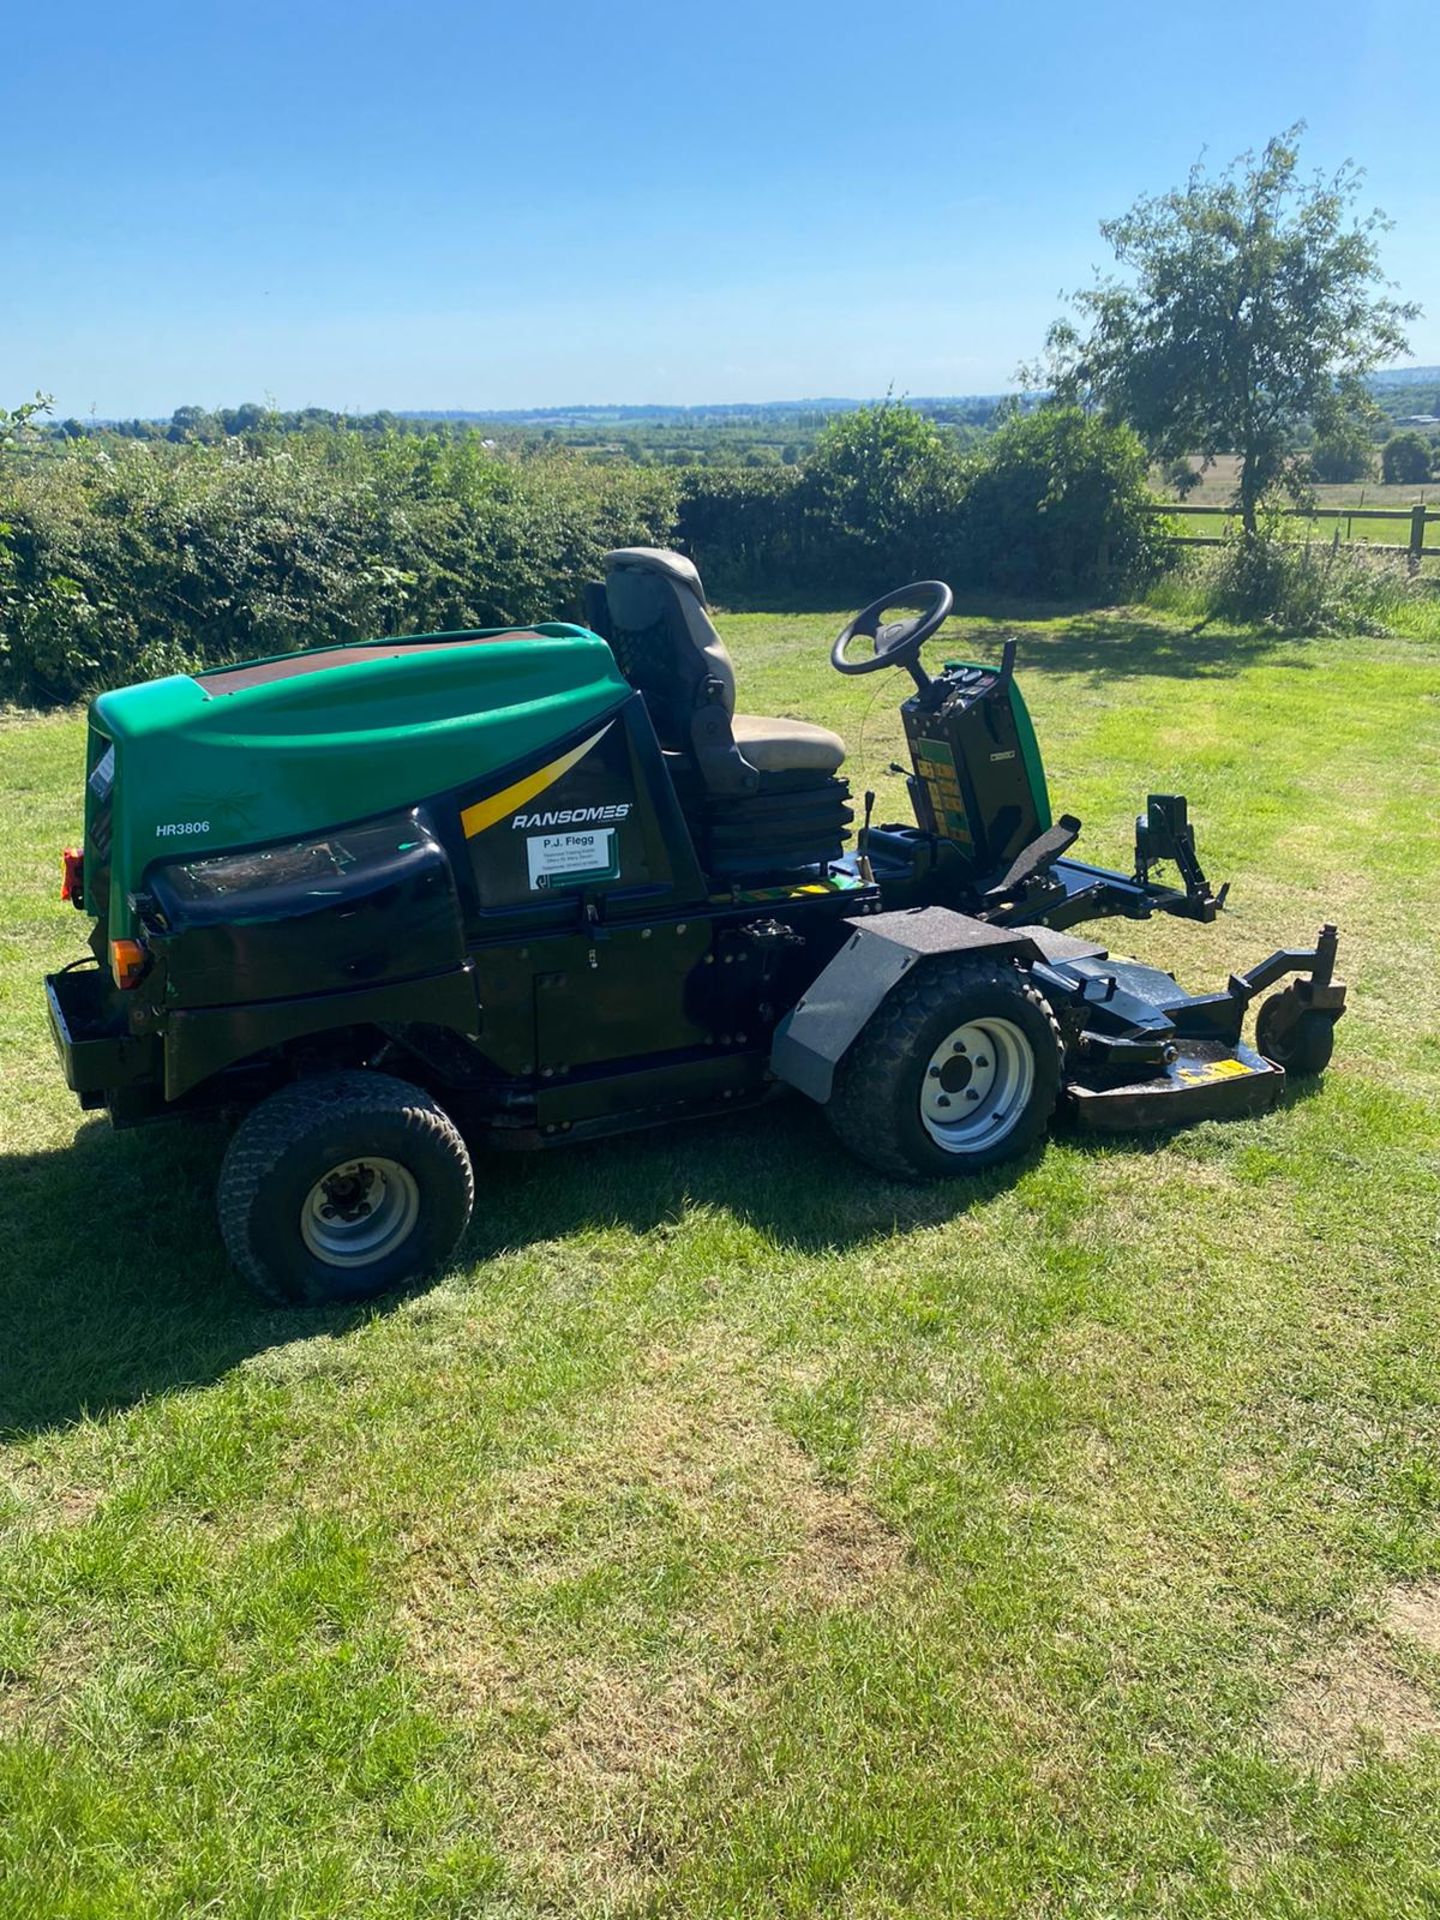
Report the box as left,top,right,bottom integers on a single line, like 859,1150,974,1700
601,548,736,749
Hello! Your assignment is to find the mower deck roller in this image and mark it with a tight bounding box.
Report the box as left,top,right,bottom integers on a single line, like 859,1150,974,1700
46,551,1345,1302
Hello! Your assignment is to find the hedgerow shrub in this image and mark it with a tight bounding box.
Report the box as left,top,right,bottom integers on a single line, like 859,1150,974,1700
0,438,676,702
672,467,809,597
675,406,1160,602
675,407,973,597
953,408,1167,596
798,405,970,590
0,401,1167,706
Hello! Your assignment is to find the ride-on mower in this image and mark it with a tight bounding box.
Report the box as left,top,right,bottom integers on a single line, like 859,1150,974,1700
45,550,1345,1304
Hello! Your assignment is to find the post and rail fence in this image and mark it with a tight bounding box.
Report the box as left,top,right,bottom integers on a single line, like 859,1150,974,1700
1142,500,1440,570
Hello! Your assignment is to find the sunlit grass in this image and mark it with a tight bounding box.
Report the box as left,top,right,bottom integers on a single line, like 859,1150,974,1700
2,608,1439,1916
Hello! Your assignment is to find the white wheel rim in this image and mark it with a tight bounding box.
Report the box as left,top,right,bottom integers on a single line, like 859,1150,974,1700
919,1016,1035,1154
300,1157,421,1268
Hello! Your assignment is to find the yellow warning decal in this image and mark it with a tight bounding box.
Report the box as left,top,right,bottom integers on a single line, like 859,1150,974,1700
1177,1058,1254,1084
460,724,613,839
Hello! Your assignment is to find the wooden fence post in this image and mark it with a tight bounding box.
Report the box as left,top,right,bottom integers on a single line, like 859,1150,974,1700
1410,503,1427,575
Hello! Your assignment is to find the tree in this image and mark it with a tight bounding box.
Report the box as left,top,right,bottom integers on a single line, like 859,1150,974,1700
1035,126,1417,534
1381,431,1432,485
168,404,213,443
0,391,52,452
219,401,271,437
1309,413,1377,483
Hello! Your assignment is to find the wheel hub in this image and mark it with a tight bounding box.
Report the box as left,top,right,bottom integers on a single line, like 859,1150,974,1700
919,1017,1034,1152
936,1051,975,1094
300,1157,421,1268
320,1167,374,1221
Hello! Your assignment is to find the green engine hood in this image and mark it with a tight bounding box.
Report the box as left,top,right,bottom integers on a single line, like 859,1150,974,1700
89,622,629,936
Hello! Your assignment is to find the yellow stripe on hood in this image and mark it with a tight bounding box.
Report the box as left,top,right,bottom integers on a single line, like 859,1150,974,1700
460,724,613,839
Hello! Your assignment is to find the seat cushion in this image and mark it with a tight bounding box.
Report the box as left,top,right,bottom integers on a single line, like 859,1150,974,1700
731,712,847,774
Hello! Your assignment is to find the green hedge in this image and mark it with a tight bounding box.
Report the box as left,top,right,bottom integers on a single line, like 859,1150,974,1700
0,438,676,704
955,409,1167,597
676,407,1163,602
671,468,810,597
1,407,1162,705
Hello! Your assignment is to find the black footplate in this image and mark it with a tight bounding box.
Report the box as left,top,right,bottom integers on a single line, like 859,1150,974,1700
1067,1039,1282,1132
986,814,1082,898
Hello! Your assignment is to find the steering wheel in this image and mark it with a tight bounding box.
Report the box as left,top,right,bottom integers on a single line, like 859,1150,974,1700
830,580,954,680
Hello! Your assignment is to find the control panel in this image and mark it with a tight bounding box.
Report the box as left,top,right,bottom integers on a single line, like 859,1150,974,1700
901,659,1048,881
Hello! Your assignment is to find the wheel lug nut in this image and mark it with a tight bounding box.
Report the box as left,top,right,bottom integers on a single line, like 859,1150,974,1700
966,1090,980,1102
975,1056,989,1068
936,1095,951,1108
928,1065,941,1079
952,1041,966,1053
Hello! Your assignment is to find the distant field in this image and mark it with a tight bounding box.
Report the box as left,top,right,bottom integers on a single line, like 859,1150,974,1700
1158,452,1435,515
1147,454,1439,573
1162,508,1429,551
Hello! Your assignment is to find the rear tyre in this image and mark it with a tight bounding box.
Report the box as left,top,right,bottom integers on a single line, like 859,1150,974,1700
218,1071,474,1306
826,959,1063,1181
1256,990,1337,1078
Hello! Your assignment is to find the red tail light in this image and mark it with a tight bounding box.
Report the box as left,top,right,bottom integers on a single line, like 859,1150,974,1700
60,848,85,907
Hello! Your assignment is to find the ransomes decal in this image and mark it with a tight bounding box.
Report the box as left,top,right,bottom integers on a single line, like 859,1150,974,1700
512,802,631,829
459,724,614,840
458,713,652,906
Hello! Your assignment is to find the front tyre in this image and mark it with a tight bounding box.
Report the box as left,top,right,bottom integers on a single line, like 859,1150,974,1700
826,959,1062,1181
218,1071,475,1305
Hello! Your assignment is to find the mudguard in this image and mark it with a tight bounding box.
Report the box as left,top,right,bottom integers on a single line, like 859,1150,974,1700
770,907,1042,1104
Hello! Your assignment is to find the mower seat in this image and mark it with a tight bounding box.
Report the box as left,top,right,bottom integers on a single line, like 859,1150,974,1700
729,712,846,775
592,547,852,877
597,548,846,782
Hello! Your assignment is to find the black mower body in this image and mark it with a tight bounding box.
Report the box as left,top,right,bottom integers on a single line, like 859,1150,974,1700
46,562,1345,1163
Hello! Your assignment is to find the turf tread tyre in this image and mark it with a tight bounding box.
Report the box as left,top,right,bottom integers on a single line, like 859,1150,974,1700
826,958,1063,1181
218,1070,474,1306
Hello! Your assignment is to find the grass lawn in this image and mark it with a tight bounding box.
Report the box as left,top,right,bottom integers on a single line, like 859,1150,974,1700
2,603,1439,1917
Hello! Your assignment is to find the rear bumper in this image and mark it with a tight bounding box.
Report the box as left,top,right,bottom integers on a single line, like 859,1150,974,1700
45,957,482,1123
44,966,158,1111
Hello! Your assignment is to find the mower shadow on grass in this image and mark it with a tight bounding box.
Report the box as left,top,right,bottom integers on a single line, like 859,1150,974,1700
939,613,1323,682
0,1096,1032,1439
1,1073,1334,1440
451,1095,1039,1264
0,1118,400,1440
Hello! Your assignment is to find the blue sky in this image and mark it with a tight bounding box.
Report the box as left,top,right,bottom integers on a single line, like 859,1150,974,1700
4,0,1436,417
